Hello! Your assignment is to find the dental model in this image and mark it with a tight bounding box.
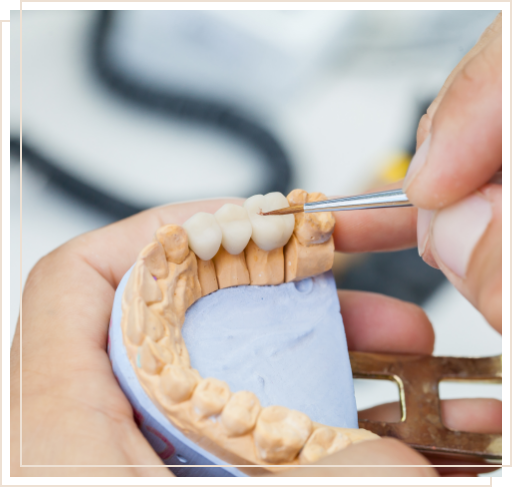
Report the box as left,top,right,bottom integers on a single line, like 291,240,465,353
117,190,378,472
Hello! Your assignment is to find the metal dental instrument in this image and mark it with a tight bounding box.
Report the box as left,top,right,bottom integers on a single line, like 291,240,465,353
263,171,503,216
262,189,412,216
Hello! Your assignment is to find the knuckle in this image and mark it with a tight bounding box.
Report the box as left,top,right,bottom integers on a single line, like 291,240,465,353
408,304,435,351
24,243,72,290
24,254,53,288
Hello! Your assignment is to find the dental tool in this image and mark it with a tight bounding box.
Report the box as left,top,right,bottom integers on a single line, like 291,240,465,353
264,171,503,216
263,189,412,216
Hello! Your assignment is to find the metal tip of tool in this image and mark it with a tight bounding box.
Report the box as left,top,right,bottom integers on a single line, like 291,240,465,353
262,205,304,216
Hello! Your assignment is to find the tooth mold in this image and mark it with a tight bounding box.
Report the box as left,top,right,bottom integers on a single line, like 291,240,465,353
108,190,379,476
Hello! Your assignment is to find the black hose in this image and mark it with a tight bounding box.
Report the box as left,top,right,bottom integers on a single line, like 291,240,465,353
92,10,293,196
11,10,294,220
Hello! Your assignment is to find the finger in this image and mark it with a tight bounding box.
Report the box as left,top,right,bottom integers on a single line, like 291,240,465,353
440,473,478,476
359,399,501,475
416,12,502,146
67,198,243,288
427,185,502,332
16,200,241,469
10,326,22,470
442,398,502,434
10,325,172,474
404,33,502,209
333,181,418,253
21,198,242,358
338,290,435,354
23,190,418,365
71,188,416,284
271,438,437,477
359,398,502,434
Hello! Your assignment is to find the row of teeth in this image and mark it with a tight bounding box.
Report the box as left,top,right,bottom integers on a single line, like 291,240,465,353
182,192,295,260
121,190,379,468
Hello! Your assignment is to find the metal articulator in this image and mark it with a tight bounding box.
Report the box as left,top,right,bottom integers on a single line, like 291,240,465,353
349,352,502,463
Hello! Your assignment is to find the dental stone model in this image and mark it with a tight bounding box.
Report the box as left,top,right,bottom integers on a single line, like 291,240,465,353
109,190,378,475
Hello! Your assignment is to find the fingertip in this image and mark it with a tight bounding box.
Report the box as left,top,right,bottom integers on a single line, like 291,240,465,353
441,398,502,434
401,301,436,354
339,290,435,355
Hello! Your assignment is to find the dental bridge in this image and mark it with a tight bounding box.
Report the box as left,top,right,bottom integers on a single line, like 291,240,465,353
117,189,502,471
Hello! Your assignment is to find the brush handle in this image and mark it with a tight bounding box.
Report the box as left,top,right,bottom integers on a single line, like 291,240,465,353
305,170,503,214
305,189,412,213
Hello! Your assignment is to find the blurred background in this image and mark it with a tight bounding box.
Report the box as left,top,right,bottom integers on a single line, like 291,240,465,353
10,9,502,474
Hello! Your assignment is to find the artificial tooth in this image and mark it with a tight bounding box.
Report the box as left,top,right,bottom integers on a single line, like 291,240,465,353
214,204,252,255
299,427,351,464
160,364,199,403
182,213,222,261
191,378,231,418
243,193,295,251
221,391,261,437
254,405,313,463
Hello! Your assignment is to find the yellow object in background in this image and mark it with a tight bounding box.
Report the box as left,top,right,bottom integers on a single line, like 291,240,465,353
334,150,412,277
378,152,412,184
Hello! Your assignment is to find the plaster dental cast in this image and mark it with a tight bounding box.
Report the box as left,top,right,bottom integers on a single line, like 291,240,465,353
11,13,501,477
110,190,378,474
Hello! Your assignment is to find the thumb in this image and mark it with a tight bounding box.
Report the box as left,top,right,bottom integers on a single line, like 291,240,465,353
420,184,502,333
404,33,502,210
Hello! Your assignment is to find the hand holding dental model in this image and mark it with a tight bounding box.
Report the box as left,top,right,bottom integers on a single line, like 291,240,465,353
11,14,501,478
113,189,374,474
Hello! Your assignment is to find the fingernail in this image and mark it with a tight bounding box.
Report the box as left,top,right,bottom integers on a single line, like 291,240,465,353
403,134,431,191
431,194,492,278
417,209,434,256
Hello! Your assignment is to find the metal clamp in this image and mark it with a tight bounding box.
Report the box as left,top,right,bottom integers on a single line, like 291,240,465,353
349,352,502,462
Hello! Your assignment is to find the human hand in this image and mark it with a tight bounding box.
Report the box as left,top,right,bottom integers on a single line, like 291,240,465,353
325,14,503,468
402,13,502,332
11,199,240,477
280,197,500,477
11,195,499,477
